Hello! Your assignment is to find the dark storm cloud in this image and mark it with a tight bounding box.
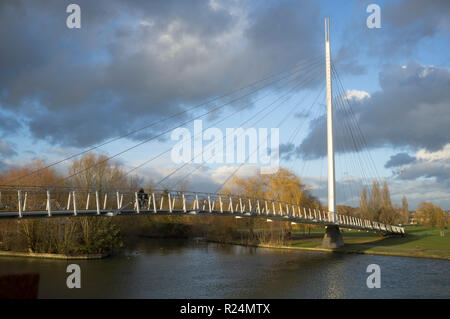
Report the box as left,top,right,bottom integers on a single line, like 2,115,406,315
297,62,450,159
382,0,450,47
0,111,22,137
279,142,295,160
0,0,323,147
335,0,450,68
384,152,416,168
0,141,17,158
397,159,450,187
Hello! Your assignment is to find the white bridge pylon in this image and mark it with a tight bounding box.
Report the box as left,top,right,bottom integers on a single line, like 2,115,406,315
0,187,405,235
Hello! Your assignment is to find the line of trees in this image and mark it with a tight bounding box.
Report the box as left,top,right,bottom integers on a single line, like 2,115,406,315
0,153,135,255
415,202,446,228
219,168,322,244
358,180,447,228
358,180,408,225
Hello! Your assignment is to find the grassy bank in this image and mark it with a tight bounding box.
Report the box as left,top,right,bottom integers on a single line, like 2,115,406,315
282,225,450,260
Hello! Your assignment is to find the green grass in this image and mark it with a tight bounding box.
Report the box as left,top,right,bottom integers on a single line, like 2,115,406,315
234,224,450,259
368,225,449,250
288,225,450,259
338,225,450,259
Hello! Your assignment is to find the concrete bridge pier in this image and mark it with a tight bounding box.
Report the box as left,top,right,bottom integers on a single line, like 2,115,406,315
322,225,344,249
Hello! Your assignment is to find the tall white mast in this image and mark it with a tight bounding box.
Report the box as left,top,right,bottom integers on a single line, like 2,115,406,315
325,17,337,223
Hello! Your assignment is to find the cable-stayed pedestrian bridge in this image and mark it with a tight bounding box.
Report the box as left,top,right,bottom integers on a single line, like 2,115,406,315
0,186,405,236
0,19,406,248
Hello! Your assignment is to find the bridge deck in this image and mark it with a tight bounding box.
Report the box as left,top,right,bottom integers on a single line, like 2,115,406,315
0,188,405,235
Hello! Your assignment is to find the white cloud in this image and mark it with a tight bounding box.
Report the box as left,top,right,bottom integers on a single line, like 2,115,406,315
344,89,370,101
416,143,450,161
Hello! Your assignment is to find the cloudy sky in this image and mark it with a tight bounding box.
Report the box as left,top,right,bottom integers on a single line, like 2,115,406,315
0,0,449,209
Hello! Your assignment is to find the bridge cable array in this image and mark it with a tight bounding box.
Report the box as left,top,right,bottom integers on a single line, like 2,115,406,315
2,56,323,187
124,59,324,184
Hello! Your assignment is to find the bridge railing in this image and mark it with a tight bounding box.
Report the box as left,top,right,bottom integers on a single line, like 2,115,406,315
0,186,405,235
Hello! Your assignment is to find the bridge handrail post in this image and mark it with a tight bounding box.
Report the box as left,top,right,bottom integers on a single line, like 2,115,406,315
116,192,120,209
73,191,77,216
265,201,269,215
182,193,187,212
135,192,140,213
86,192,90,210
239,197,243,213
160,195,164,210
67,191,72,210
103,193,108,210
152,193,157,213
47,190,51,217
272,202,276,215
256,200,260,214
168,193,172,212
208,195,211,213
219,196,223,213
249,198,252,214
18,190,22,218
22,192,27,212
95,191,100,215
229,196,233,213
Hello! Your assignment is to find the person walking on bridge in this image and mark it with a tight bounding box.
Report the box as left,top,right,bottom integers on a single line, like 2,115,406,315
137,188,149,209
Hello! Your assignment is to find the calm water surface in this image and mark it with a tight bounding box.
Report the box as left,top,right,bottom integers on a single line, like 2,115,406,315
0,238,448,298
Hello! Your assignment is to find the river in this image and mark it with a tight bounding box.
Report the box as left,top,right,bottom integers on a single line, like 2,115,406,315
0,238,448,298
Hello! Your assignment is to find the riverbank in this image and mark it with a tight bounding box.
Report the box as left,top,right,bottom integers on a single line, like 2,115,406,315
237,241,450,261
0,250,109,260
211,225,450,261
